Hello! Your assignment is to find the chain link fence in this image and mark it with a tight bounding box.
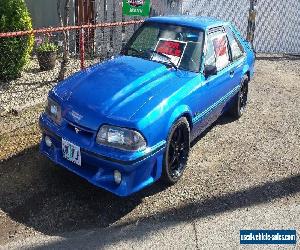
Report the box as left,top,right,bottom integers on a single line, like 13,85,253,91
182,0,300,54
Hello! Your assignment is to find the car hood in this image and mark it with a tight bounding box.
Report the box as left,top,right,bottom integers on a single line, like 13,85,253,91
51,56,193,130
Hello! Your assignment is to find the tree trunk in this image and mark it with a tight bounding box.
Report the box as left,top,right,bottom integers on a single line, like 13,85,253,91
57,0,71,81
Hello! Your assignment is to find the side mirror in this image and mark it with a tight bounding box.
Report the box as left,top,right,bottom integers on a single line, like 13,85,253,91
204,65,217,78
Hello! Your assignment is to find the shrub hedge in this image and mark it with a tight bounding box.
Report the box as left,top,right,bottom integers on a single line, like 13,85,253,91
0,0,34,81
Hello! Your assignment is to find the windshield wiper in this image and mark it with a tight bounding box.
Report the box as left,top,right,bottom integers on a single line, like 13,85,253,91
124,47,178,70
147,49,178,70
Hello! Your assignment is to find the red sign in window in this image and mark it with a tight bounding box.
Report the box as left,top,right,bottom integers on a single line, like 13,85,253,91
213,35,228,57
156,40,186,58
154,39,187,65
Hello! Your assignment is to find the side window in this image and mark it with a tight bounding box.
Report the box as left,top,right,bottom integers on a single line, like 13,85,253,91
226,26,244,61
180,42,203,72
205,32,230,71
204,36,216,67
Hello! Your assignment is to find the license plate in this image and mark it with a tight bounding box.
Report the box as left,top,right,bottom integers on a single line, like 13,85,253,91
62,138,81,166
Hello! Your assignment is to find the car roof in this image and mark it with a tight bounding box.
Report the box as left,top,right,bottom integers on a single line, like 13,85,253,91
145,15,227,30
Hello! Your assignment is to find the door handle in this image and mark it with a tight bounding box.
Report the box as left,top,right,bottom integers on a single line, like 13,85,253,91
230,70,234,76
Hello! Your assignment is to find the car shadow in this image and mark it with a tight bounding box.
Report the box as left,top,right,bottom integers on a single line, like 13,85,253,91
0,113,237,238
0,145,167,237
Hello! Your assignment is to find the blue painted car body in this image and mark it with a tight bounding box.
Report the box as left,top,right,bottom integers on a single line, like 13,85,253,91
39,16,255,196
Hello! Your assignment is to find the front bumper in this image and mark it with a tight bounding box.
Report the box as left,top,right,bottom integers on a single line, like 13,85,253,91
39,113,165,196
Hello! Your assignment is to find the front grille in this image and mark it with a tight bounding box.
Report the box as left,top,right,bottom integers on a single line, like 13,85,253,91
67,122,94,139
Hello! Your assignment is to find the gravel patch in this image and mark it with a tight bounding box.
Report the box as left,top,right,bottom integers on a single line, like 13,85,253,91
0,57,98,115
0,57,299,245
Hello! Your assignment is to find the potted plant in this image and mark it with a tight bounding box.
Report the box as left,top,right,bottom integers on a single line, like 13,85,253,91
36,39,58,71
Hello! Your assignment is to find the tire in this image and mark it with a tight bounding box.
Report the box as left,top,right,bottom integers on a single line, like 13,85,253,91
161,117,190,185
229,75,249,119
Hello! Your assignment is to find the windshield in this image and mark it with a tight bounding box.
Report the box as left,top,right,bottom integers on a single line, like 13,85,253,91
122,22,204,72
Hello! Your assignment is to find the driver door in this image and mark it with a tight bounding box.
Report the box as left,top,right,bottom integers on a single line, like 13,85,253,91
192,28,236,137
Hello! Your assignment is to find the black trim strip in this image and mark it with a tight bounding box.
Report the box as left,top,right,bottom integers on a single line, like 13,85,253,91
41,127,165,166
82,145,165,166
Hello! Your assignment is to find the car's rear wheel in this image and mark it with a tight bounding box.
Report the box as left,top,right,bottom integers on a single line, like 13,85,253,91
229,75,249,118
161,117,190,185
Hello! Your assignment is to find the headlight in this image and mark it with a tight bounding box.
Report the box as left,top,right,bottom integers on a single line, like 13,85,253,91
45,97,62,124
96,125,147,151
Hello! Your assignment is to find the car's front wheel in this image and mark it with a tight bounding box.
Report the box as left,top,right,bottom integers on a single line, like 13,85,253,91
161,117,190,185
229,75,249,118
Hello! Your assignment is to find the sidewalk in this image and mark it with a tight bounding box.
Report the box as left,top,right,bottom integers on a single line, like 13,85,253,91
2,194,299,250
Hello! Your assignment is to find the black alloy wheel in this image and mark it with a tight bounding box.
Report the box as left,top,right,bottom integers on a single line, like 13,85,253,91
230,75,249,118
239,80,248,115
161,117,190,184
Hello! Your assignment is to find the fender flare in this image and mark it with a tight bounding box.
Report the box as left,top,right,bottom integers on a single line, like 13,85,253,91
167,105,193,135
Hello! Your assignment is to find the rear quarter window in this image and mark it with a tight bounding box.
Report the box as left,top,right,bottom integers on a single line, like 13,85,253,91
226,26,245,61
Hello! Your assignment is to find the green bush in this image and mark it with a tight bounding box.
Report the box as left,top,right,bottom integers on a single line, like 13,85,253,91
36,41,58,53
0,0,34,81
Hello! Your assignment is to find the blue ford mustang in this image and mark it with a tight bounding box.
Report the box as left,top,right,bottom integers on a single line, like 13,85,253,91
40,16,255,196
